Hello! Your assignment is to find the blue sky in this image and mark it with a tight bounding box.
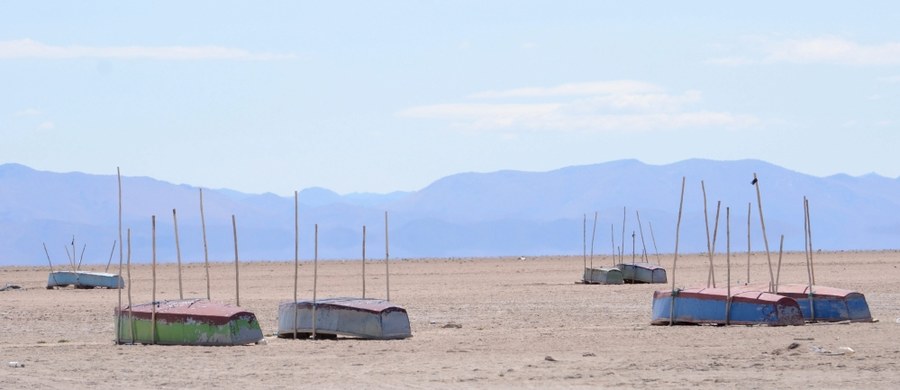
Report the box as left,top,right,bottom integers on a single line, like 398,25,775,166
2,1,899,195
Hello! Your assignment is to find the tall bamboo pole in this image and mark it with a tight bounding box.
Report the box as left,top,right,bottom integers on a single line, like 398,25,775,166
590,211,598,269
806,198,816,285
127,229,134,344
670,177,686,326
151,216,157,345
701,181,714,288
709,201,721,287
385,211,391,301
77,243,86,271
117,167,123,273
232,215,240,307
43,243,58,286
362,225,367,298
199,188,211,300
293,191,299,339
582,214,587,272
648,221,661,264
753,173,775,292
312,224,318,339
105,240,117,273
804,197,815,321
726,207,731,325
610,224,615,267
173,209,183,300
775,235,785,293
620,207,626,264
746,203,751,285
115,167,123,343
636,211,648,263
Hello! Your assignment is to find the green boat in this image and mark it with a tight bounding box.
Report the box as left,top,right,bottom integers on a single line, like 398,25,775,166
115,299,263,346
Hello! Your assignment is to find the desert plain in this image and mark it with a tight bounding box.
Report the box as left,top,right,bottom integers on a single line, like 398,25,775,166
2,251,899,389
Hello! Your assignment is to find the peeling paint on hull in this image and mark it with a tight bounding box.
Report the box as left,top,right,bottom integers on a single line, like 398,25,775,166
651,288,805,326
277,298,412,340
115,299,263,346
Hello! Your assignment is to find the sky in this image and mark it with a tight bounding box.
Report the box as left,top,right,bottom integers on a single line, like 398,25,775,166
2,1,899,195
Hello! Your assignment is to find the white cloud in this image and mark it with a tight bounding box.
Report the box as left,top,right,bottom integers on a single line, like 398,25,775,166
399,81,757,133
0,39,295,61
469,80,661,99
37,121,55,130
709,36,900,66
878,75,900,83
15,108,42,117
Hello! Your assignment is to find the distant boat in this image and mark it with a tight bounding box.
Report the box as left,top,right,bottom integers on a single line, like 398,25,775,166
47,271,124,289
651,287,805,326
736,284,873,323
115,299,263,346
617,263,667,284
582,267,624,284
278,298,412,340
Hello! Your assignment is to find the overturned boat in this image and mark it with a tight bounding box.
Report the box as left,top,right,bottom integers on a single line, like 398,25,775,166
617,263,667,284
47,271,124,289
115,299,263,346
651,287,805,326
278,298,412,340
736,284,873,323
582,267,624,284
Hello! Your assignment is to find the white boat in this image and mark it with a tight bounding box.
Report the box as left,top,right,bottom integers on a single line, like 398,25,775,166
277,297,411,340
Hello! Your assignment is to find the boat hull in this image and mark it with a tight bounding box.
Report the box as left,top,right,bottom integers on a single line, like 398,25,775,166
617,263,667,284
48,271,124,289
115,299,263,346
277,298,411,340
738,284,873,323
651,288,805,326
583,267,624,284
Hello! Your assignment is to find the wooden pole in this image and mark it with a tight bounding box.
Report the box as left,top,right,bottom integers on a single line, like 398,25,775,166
115,166,123,343
806,198,816,285
127,229,134,344
631,231,636,265
151,216,157,345
77,243,86,271
609,224,615,268
43,243,59,287
648,221,661,264
385,211,390,302
775,235,784,294
199,188,211,300
312,223,318,339
636,211,648,263
232,214,240,307
701,181,714,288
293,191,299,340
173,209,183,300
115,240,122,343
804,197,815,322
620,207,626,264
711,201,721,286
105,240,117,273
582,214,587,272
753,173,775,293
362,225,367,299
746,203,751,285
590,211,598,270
726,206,731,325
670,177,686,326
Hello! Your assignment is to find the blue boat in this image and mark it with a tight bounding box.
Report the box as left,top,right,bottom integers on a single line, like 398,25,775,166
47,271,124,289
736,284,872,323
617,263,667,284
651,287,805,326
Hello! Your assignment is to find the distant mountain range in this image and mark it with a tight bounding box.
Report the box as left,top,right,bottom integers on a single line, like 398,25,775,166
1,160,898,266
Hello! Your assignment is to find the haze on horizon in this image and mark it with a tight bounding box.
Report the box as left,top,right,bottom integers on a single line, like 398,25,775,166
2,2,899,195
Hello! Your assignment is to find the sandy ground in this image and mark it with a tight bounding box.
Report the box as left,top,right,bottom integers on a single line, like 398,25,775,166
2,251,899,389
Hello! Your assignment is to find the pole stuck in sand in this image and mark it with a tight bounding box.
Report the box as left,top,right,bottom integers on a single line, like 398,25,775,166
670,176,686,326
746,203,751,285
312,223,319,339
620,207,626,264
636,210,648,263
362,225,367,299
775,235,785,294
385,211,391,302
232,214,240,307
701,181,714,288
173,209,183,300
648,221,661,265
726,206,732,325
590,211,598,270
752,173,775,293
127,228,134,344
293,191,299,340
151,215,157,345
200,188,211,300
